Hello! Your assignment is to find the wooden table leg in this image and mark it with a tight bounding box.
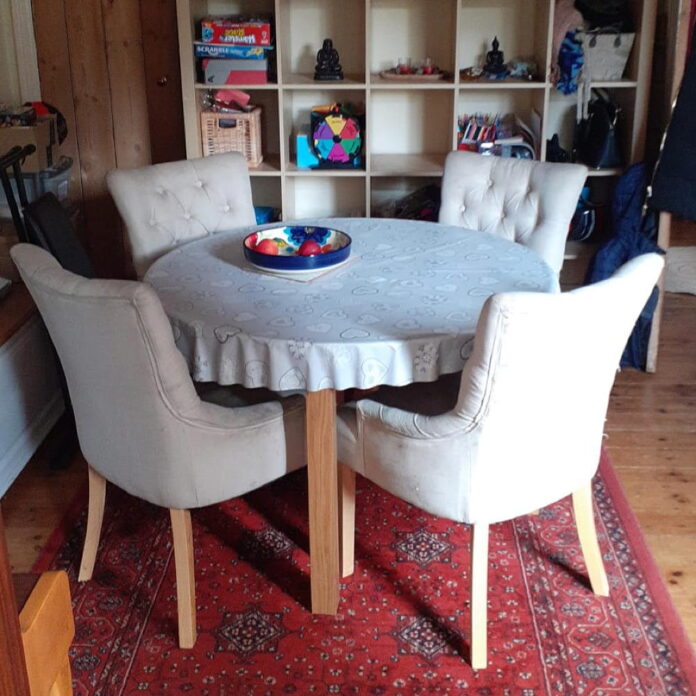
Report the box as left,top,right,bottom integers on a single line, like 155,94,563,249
305,389,340,615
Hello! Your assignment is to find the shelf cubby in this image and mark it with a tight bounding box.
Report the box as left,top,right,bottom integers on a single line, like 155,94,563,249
284,176,367,219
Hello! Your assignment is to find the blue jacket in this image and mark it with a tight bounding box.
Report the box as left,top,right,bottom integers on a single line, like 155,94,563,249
586,163,663,369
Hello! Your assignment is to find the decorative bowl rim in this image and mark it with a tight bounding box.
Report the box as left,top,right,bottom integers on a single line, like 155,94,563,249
242,224,352,272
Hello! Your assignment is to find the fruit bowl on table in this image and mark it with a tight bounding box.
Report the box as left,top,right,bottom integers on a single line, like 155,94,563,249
243,225,352,273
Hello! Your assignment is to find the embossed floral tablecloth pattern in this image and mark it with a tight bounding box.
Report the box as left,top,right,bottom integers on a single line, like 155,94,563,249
145,218,557,392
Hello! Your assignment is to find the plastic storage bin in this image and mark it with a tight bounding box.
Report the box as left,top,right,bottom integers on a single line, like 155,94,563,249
0,156,72,220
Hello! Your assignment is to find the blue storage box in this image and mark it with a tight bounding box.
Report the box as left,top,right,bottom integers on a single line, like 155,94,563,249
295,130,319,168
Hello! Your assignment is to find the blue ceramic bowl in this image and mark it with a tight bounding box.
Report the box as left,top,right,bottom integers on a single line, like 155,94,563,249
243,225,352,272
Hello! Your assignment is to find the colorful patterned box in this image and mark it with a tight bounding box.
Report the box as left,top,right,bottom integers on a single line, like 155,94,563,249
200,17,272,46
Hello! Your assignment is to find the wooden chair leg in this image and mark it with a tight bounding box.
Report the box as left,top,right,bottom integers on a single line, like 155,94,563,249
339,463,356,578
170,508,197,649
572,482,610,597
78,466,106,582
470,522,489,670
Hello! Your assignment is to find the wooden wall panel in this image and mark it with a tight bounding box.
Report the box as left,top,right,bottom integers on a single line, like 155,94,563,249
31,0,83,204
32,0,180,279
103,0,151,170
62,0,124,277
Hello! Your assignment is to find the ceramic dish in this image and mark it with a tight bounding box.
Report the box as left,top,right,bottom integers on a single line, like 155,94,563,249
243,225,352,272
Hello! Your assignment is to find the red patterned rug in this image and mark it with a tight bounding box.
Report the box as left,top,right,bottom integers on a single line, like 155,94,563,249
35,452,696,695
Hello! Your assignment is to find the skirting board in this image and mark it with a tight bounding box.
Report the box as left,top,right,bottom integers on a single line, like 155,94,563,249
0,392,63,496
0,314,64,497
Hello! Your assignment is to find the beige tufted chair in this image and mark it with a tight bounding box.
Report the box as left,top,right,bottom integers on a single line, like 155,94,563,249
107,152,256,279
11,243,306,650
438,151,588,276
337,253,664,669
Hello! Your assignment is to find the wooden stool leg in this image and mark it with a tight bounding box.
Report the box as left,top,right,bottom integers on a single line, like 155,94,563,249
78,466,106,582
470,522,489,670
170,508,196,649
572,482,610,597
339,463,356,578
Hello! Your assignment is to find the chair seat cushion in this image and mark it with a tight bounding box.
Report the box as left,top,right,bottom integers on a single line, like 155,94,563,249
361,371,461,416
195,381,282,408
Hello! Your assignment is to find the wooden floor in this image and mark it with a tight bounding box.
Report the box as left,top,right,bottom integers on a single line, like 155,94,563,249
2,244,695,650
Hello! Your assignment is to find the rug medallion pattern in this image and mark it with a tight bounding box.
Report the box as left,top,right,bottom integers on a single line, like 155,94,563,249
41,462,695,695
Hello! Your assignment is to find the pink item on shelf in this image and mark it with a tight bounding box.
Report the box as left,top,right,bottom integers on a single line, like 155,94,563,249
215,89,251,107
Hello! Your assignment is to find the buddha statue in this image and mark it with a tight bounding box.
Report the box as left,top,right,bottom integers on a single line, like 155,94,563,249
314,38,344,81
483,36,507,78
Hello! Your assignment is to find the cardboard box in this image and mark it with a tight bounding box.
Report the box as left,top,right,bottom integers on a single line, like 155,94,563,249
0,118,53,172
194,42,268,59
295,130,320,168
204,58,268,85
201,17,272,46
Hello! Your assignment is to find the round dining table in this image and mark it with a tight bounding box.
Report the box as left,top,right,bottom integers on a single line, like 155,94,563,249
145,217,557,615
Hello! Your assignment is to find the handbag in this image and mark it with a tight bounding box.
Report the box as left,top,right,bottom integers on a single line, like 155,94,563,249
578,28,635,81
573,87,622,169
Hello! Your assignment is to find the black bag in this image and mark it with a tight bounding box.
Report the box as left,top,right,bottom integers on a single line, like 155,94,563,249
573,90,622,169
574,0,633,31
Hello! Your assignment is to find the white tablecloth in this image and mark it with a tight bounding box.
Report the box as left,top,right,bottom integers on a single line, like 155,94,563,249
145,218,557,392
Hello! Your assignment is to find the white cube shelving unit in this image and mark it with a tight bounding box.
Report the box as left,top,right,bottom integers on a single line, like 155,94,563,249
176,0,657,223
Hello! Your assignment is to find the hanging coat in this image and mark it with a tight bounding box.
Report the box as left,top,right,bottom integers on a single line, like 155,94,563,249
649,32,696,219
586,163,663,369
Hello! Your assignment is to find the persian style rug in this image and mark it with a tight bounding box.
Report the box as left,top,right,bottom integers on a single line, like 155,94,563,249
35,452,696,695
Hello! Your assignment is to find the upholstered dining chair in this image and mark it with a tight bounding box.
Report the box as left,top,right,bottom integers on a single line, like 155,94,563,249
336,253,664,670
106,151,256,279
438,151,588,276
10,243,305,649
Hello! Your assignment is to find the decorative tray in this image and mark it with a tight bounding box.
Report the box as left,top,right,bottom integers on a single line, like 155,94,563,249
378,70,447,81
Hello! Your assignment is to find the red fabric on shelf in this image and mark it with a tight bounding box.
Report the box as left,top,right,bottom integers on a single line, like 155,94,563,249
36,452,696,695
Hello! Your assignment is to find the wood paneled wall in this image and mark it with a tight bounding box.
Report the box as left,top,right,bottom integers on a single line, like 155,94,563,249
31,0,185,279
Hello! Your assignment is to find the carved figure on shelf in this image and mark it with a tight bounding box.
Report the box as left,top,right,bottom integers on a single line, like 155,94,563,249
314,38,344,81
483,36,508,78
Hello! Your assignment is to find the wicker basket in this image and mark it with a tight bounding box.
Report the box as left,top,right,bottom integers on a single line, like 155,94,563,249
200,107,263,167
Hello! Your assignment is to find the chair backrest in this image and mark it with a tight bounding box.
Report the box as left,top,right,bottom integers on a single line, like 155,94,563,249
106,152,256,278
9,243,217,504
453,252,664,521
24,193,94,278
438,151,588,274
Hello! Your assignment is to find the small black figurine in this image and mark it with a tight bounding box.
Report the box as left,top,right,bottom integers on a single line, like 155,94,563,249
314,38,344,81
483,36,507,78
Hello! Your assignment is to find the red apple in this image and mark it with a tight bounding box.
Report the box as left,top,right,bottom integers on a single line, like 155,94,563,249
298,240,322,256
255,238,279,255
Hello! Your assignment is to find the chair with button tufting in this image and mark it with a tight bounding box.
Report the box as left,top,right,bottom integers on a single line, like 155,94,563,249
336,253,664,669
10,243,306,649
438,151,588,276
106,152,256,279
